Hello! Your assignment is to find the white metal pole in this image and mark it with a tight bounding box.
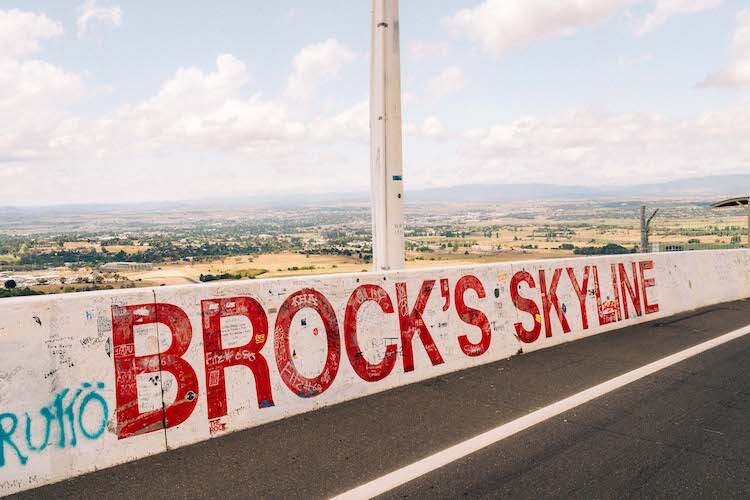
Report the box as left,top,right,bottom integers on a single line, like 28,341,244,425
370,0,405,271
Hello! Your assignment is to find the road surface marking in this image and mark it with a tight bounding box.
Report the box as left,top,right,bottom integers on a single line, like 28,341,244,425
331,324,750,499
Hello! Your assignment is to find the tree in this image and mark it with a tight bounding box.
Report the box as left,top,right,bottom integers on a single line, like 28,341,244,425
4,279,16,289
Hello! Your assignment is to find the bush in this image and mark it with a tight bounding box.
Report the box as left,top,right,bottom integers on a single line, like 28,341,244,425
200,273,241,283
574,243,631,255
0,287,44,299
236,268,268,278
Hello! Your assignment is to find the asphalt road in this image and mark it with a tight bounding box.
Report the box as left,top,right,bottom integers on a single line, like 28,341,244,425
14,298,750,500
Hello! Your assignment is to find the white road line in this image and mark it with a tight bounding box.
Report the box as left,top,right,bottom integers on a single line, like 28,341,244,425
331,324,750,500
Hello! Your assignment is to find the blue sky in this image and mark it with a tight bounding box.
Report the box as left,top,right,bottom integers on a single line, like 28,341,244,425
0,0,749,205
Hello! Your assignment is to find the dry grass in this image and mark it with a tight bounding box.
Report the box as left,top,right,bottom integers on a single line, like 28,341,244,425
115,249,585,286
406,249,579,269
103,245,149,254
31,283,139,294
63,242,100,251
409,215,748,252
119,253,366,284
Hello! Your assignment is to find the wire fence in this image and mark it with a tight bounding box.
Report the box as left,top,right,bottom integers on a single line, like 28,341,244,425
649,204,748,252
402,200,749,263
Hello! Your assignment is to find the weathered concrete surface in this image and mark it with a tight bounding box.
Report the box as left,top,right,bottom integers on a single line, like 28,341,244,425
1,250,749,495
11,297,750,499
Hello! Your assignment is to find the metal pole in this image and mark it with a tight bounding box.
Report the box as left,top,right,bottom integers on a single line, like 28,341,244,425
746,205,750,248
370,0,405,271
640,206,648,253
640,206,659,253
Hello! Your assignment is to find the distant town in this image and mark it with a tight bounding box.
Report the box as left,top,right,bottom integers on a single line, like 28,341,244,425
0,198,746,299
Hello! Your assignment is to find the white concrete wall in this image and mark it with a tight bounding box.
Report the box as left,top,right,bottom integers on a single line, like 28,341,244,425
1,250,749,495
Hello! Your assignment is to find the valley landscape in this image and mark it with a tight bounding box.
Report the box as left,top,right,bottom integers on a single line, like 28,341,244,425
1,176,748,297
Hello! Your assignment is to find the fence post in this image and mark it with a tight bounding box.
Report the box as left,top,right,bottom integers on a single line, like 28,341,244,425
640,206,648,253
641,205,659,253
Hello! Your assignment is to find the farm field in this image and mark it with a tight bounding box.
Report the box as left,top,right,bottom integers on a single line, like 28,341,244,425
117,249,580,288
1,199,746,296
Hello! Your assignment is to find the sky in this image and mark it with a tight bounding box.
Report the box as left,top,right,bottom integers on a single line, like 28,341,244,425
0,0,749,206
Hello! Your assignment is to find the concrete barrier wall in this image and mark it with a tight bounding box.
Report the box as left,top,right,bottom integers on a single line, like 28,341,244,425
1,250,749,495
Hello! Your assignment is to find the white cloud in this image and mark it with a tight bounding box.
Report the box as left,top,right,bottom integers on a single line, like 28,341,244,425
1,4,743,204
700,9,750,88
309,99,369,142
445,0,635,58
445,0,724,57
427,66,465,99
0,58,85,163
66,54,306,155
406,116,448,140
135,54,252,116
0,59,85,111
460,107,750,185
408,41,450,59
0,166,25,177
285,38,356,102
9,47,371,204
28,43,454,203
51,52,374,167
309,102,450,143
0,10,86,164
420,116,447,139
77,0,122,39
617,52,655,67
0,9,63,60
635,0,721,35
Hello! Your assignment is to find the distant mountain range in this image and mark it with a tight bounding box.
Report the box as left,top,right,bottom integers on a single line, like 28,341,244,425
405,175,750,204
2,175,749,212
211,174,750,207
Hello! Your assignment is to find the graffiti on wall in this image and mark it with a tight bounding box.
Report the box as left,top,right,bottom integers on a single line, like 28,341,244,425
0,382,108,468
109,259,660,440
510,261,658,343
8,249,750,497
